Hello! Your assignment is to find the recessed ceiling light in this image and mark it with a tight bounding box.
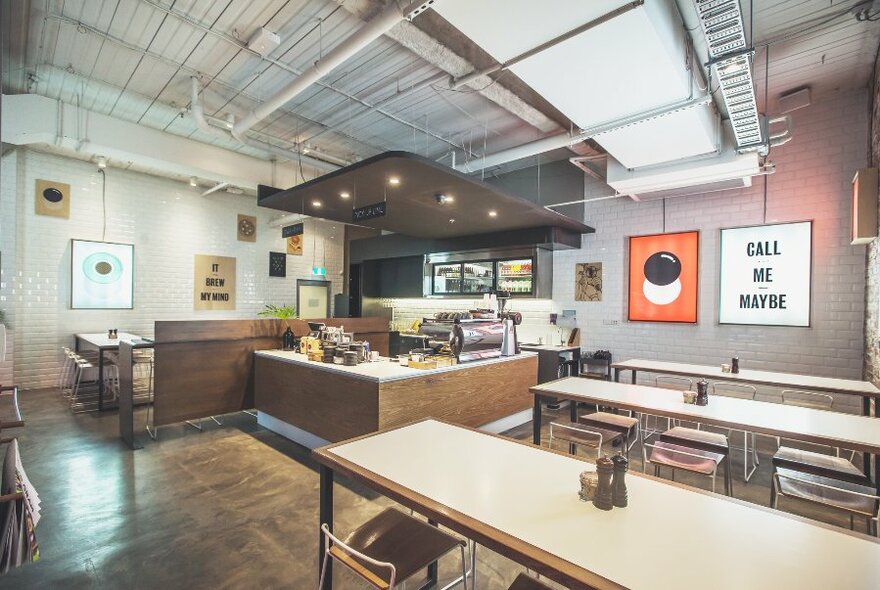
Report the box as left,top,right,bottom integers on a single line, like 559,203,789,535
312,200,322,207
388,177,400,185
449,218,456,224
435,193,454,205
488,210,498,217
340,191,350,199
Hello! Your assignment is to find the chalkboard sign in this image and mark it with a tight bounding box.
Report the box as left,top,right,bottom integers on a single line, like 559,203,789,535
282,223,304,238
352,201,387,222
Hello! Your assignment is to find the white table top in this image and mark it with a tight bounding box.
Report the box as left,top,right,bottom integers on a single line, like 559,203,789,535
533,378,880,454
255,350,537,383
520,344,580,352
613,358,880,397
321,420,880,590
75,332,144,349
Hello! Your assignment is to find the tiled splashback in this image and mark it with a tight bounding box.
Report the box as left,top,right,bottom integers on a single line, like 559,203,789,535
380,297,567,345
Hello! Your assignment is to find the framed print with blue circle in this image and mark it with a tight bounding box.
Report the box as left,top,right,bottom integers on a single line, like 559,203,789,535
71,239,134,309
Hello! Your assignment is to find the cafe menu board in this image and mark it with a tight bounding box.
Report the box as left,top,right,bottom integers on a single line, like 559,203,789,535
718,221,812,326
193,254,236,310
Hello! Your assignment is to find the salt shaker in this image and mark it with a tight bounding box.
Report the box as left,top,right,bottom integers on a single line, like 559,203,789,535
592,457,615,511
611,453,629,508
696,378,709,406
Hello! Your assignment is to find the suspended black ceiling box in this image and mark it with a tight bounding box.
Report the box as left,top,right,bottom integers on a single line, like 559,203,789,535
258,151,593,239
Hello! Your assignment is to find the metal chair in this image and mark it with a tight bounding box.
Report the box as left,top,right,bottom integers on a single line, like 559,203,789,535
711,382,759,482
659,426,732,496
644,375,693,435
508,572,554,590
548,421,623,460
578,410,642,459
772,469,880,536
643,440,727,494
318,507,468,590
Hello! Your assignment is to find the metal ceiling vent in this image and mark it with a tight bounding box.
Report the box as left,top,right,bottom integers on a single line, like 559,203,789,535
694,0,763,151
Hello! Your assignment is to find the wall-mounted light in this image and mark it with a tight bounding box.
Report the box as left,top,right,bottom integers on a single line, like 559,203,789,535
96,156,107,169
312,266,326,276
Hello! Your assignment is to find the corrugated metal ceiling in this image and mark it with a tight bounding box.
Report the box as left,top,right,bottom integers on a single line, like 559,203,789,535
3,0,879,175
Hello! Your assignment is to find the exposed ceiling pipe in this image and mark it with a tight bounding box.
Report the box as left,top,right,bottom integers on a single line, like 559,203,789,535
455,92,712,173
190,77,340,173
201,182,230,197
450,1,645,90
232,0,433,142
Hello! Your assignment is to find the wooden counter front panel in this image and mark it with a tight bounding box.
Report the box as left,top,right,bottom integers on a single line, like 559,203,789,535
254,357,379,442
377,355,538,430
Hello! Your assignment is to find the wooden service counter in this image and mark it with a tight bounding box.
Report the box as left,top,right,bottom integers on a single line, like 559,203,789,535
254,351,538,447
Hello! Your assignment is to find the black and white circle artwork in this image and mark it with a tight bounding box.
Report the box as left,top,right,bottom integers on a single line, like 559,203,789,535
642,251,681,305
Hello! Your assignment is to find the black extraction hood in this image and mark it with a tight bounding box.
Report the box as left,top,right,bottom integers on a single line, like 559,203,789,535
258,151,593,239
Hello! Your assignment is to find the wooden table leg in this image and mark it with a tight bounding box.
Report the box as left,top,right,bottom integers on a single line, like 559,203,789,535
319,464,334,590
532,395,542,446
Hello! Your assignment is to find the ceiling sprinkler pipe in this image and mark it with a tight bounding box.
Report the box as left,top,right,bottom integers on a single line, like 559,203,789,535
232,0,417,142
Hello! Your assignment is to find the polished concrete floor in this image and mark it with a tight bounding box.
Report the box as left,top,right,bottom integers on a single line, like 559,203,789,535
1,389,869,589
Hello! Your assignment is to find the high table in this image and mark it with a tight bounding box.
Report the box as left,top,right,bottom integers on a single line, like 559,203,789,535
611,358,880,473
531,377,880,494
313,419,880,590
74,332,143,411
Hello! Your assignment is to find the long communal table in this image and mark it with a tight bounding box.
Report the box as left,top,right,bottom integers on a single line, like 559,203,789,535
531,377,880,494
74,332,144,411
611,358,880,473
313,419,880,590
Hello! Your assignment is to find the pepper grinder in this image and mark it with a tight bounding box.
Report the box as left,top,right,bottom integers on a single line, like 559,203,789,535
282,327,295,351
696,378,709,406
731,355,740,374
592,457,615,511
611,453,629,508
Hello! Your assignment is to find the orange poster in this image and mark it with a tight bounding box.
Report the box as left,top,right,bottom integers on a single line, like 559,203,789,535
628,231,699,323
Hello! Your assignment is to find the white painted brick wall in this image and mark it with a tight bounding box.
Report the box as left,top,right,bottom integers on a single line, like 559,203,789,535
0,149,345,390
0,151,20,387
552,89,869,411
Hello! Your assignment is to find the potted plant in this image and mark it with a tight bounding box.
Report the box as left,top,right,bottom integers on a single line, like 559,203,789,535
257,304,298,319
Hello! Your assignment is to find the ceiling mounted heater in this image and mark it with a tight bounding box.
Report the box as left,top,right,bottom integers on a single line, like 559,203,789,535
694,0,763,151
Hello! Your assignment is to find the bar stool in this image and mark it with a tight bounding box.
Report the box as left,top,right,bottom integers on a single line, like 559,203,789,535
548,421,623,460
318,507,468,590
578,410,642,459
508,572,554,590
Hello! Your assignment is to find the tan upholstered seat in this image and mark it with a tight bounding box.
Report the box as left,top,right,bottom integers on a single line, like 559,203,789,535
549,421,623,457
580,412,638,432
772,447,868,485
661,426,729,450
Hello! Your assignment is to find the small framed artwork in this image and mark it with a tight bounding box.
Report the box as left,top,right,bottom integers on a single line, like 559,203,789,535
237,214,257,242
36,179,71,218
628,230,699,323
269,252,286,277
287,235,303,255
71,239,134,309
575,262,602,301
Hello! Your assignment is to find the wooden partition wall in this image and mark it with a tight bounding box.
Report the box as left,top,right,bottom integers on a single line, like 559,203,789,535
152,317,390,428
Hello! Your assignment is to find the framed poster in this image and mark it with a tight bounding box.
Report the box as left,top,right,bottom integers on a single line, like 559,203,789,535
36,179,71,218
628,231,699,323
575,262,602,301
719,221,812,327
269,252,286,277
194,254,236,310
71,239,134,309
287,235,303,255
